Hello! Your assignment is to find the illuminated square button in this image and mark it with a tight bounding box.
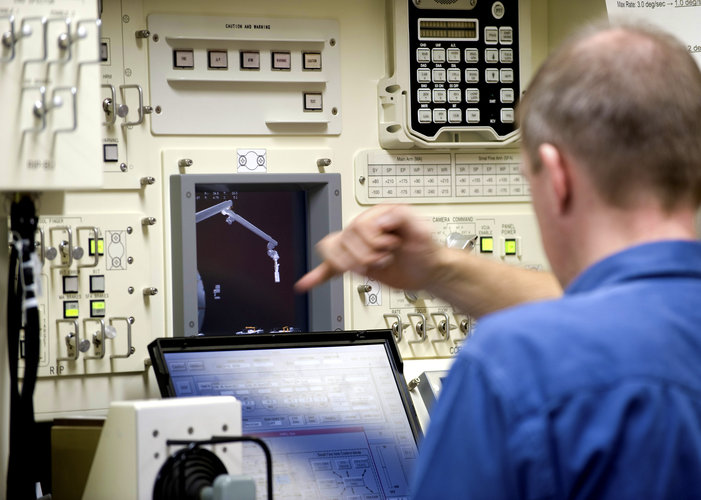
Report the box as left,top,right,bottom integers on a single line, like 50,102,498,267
208,50,228,69
303,52,322,70
63,275,79,294
89,238,104,256
504,238,517,255
90,275,106,293
90,299,106,318
63,300,79,319
272,51,291,70
103,144,118,162
240,51,260,70
173,49,194,69
303,92,323,111
480,237,494,253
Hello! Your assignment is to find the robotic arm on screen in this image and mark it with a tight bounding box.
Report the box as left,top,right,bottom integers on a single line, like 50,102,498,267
196,200,280,283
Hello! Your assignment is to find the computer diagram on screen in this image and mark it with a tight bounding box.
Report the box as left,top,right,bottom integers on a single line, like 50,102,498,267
164,344,417,499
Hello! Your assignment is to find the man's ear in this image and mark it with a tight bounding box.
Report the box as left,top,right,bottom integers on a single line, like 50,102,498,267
538,143,571,214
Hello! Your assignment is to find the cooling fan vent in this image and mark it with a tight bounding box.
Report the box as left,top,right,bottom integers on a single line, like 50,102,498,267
152,447,228,500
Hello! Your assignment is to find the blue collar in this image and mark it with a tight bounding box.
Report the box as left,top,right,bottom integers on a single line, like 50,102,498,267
566,240,701,295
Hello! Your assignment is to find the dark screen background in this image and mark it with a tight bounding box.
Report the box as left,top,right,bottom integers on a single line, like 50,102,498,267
195,185,309,335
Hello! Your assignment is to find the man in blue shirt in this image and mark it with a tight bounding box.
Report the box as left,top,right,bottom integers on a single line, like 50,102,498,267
296,21,701,498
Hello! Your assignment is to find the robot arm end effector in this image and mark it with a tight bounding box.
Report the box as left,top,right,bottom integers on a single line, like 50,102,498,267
267,244,280,283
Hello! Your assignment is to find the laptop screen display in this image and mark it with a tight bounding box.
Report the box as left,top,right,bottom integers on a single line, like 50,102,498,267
151,331,419,499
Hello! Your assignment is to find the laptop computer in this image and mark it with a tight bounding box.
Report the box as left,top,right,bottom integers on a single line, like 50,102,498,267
148,329,421,499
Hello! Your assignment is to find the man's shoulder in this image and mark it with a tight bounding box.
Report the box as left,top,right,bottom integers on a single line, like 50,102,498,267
458,291,701,419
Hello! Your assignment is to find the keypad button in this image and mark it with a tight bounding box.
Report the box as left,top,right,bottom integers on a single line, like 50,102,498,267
485,27,499,44
446,48,461,63
466,108,480,123
417,69,431,83
500,68,514,84
418,89,432,103
499,27,513,45
418,108,432,123
433,108,447,123
465,68,479,83
432,68,446,83
501,108,515,123
416,48,431,63
486,68,499,83
432,48,446,63
466,88,480,103
447,68,461,83
464,48,479,63
448,89,462,103
500,48,513,64
432,88,447,103
448,108,462,123
485,48,499,63
500,88,515,103
492,1,505,19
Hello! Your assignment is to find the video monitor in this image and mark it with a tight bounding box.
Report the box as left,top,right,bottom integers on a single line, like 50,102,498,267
170,173,343,337
148,329,422,499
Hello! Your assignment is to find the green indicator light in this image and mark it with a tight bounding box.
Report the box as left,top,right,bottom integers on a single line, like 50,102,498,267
63,301,79,318
89,238,105,256
505,239,517,255
480,237,494,253
91,300,106,318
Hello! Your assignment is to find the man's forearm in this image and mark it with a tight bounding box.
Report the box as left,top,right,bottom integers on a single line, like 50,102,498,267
426,248,562,319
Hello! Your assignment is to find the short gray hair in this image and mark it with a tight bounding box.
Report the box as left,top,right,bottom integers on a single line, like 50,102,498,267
517,21,701,210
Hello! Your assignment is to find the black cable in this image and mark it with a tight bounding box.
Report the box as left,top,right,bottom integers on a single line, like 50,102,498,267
6,195,41,500
165,436,274,500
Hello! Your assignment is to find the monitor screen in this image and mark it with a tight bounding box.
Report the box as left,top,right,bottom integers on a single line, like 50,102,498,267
149,330,421,499
170,174,343,336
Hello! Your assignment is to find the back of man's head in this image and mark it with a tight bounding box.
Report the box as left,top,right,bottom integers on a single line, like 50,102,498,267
518,22,701,212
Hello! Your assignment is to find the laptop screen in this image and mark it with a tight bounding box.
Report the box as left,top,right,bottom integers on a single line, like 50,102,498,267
148,330,421,499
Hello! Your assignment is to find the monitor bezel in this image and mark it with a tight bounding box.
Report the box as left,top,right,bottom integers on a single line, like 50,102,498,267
170,173,344,337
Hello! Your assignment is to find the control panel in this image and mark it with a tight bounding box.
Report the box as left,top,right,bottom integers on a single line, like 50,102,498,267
350,212,545,359
146,14,341,135
23,214,160,383
0,0,103,190
379,0,533,148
